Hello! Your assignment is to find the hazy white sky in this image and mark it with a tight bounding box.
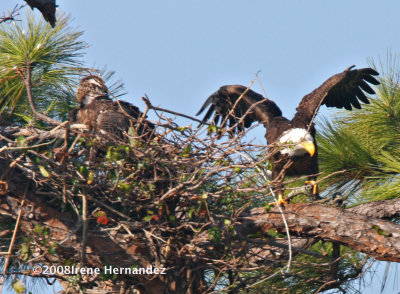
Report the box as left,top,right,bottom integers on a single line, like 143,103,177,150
1,1,400,293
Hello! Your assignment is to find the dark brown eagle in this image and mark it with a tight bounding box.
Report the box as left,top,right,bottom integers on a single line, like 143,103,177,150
24,0,57,28
69,75,154,144
197,66,380,204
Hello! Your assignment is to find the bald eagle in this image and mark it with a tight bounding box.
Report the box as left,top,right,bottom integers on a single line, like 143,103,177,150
197,66,379,204
69,75,154,145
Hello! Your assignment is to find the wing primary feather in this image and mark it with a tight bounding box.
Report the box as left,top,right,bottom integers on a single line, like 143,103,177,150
359,80,376,94
349,94,361,109
362,73,380,85
213,114,221,126
361,68,380,77
201,105,216,123
340,88,352,110
353,87,370,104
292,66,379,126
197,85,282,132
196,94,215,116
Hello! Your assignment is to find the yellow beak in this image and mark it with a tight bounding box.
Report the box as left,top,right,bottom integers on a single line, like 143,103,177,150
300,141,316,157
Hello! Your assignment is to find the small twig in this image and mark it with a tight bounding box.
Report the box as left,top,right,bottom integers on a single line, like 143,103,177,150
68,133,82,154
255,70,269,100
0,4,25,24
142,96,210,125
220,77,258,129
136,95,151,134
233,149,293,273
81,193,131,221
0,185,28,294
224,98,270,135
4,138,58,151
81,193,88,265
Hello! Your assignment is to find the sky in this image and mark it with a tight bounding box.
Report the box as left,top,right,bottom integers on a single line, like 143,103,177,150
1,0,400,293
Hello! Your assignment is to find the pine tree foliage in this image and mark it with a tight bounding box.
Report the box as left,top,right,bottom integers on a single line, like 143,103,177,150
317,56,400,203
0,13,86,123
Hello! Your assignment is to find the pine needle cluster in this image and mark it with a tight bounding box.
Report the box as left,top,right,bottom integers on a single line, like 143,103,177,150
318,56,400,203
0,13,86,123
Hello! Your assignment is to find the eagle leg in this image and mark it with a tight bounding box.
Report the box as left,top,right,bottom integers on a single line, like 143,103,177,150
269,193,288,206
305,178,321,200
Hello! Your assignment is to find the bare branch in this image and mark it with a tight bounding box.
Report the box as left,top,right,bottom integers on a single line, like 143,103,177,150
0,4,25,24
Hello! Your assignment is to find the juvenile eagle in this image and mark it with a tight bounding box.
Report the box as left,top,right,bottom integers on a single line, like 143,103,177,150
69,75,154,144
197,66,379,204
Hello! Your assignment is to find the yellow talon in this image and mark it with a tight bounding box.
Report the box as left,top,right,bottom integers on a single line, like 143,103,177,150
269,194,288,206
305,180,318,195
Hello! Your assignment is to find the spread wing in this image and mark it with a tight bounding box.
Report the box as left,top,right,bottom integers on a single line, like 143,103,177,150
292,66,379,126
197,85,282,133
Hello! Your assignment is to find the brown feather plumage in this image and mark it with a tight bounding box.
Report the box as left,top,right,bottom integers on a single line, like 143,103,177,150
69,75,154,143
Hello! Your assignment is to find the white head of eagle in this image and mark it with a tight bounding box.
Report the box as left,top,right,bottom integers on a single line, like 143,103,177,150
279,128,315,157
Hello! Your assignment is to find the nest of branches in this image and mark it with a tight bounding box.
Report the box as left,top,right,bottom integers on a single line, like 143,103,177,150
0,110,370,294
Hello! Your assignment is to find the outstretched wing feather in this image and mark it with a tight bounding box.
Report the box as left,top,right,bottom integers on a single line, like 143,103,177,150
292,67,379,126
197,85,282,133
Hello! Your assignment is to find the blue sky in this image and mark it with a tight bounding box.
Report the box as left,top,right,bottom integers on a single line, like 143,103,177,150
4,1,400,131
1,0,400,293
61,0,400,146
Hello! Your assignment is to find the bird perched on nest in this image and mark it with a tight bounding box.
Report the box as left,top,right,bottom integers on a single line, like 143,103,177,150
24,0,57,28
197,66,379,205
69,75,154,147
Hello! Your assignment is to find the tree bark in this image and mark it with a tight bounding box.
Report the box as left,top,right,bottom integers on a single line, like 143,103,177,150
240,204,400,262
347,198,400,218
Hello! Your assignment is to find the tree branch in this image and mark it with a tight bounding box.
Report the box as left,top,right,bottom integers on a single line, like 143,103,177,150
20,66,61,126
347,198,400,218
240,204,400,262
0,4,25,24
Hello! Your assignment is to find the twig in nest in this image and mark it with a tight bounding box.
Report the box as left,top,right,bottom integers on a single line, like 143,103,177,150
81,193,88,265
142,95,210,125
0,185,28,293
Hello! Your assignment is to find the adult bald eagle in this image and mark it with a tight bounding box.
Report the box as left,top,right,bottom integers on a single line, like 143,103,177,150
69,75,154,145
197,66,379,204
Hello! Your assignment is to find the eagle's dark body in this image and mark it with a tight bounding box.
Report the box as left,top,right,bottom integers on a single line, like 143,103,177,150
25,0,57,28
197,66,380,200
69,75,154,144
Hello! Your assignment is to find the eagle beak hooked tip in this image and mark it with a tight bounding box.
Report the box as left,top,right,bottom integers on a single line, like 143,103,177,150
301,141,316,157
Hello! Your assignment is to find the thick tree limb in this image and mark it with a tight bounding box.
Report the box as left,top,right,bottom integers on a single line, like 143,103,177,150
241,204,400,262
348,198,400,218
